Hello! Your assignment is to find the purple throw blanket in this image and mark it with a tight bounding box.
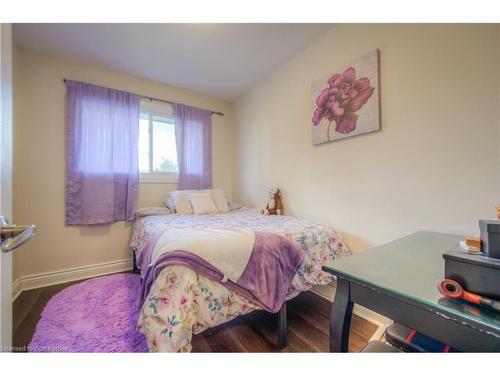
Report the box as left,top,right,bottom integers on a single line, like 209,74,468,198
137,231,305,313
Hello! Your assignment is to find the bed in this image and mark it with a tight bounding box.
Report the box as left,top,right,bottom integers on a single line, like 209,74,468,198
130,207,351,352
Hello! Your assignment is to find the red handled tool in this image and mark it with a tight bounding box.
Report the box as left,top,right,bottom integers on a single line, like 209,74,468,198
438,279,500,313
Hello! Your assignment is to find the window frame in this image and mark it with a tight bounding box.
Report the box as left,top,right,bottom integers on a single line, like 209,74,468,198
138,108,178,184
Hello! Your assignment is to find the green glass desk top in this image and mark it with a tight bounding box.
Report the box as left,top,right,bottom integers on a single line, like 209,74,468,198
323,231,500,333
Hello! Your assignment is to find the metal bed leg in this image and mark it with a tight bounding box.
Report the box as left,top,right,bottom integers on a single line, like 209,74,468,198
132,252,139,274
278,302,287,349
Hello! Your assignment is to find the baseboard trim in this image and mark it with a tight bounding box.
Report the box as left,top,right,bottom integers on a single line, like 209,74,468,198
12,258,133,302
11,278,22,302
310,283,392,341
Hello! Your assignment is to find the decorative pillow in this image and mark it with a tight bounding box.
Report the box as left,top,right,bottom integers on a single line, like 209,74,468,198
211,188,229,212
167,189,207,213
228,202,243,211
163,195,176,212
135,207,171,217
189,192,218,215
170,191,194,215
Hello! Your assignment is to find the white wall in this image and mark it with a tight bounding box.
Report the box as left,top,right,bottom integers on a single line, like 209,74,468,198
12,24,500,284
12,46,234,280
233,24,500,251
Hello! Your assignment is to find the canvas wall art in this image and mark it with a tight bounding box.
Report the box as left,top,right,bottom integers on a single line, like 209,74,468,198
311,49,380,145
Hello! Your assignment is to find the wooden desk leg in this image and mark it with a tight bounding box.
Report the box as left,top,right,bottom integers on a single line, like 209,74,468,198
278,302,287,349
330,278,354,352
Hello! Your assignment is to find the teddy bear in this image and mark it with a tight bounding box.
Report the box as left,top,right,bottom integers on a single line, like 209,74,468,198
261,187,282,215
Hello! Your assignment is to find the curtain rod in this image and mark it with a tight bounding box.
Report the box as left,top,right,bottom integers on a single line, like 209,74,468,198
62,79,224,116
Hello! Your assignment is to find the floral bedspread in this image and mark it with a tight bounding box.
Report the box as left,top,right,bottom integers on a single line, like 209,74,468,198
130,208,351,352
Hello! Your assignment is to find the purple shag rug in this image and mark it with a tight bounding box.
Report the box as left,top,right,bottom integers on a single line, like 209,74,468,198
29,273,148,352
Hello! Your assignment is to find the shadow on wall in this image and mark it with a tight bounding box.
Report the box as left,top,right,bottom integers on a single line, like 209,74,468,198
340,231,374,254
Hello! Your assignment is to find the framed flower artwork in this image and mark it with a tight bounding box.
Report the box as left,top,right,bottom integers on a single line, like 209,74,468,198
311,49,380,145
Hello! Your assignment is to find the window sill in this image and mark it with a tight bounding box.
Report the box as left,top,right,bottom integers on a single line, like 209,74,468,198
139,173,178,184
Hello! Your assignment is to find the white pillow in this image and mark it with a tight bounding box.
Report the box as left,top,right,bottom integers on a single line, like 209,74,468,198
228,202,243,211
189,192,218,215
166,189,229,214
170,191,194,215
163,196,176,212
211,188,229,212
135,207,171,217
166,189,209,214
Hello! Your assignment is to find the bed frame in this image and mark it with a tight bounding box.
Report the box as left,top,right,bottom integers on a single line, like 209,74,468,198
132,251,288,350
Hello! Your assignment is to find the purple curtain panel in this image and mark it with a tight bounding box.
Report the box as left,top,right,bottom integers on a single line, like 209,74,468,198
173,103,212,190
65,80,139,225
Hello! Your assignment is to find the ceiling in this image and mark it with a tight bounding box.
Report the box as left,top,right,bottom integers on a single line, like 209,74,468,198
13,24,332,101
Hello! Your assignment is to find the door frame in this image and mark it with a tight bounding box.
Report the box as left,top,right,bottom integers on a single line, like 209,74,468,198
0,22,14,351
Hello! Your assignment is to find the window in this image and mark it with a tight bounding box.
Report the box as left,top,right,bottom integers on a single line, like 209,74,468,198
139,103,178,182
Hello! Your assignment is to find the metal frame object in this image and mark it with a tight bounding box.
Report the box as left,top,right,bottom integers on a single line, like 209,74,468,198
0,216,36,253
278,302,287,349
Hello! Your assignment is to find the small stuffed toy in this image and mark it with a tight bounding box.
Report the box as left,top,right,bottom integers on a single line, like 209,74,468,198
261,187,282,215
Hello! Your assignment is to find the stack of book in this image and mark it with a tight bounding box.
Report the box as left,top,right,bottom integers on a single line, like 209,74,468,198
459,237,483,255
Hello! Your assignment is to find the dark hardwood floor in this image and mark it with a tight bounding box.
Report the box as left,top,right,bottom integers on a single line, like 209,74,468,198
13,275,378,352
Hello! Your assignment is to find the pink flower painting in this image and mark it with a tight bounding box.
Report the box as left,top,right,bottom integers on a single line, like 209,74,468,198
311,50,379,145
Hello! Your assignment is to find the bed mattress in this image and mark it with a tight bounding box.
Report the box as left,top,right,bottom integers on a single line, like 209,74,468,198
130,208,351,352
